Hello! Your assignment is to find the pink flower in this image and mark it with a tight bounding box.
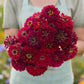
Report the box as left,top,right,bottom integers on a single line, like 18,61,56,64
26,64,47,76
11,59,26,71
8,44,21,60
4,36,19,49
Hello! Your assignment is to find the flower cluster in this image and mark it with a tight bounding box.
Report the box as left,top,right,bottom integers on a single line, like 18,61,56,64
4,5,78,76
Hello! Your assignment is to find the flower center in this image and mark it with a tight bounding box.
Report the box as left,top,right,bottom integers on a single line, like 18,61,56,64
53,56,58,61
27,20,33,26
48,10,53,16
40,56,45,60
26,54,32,59
21,31,27,37
31,37,36,43
37,21,43,26
61,17,69,22
49,23,55,27
12,49,18,55
69,48,73,53
42,31,49,37
47,43,53,48
57,33,64,39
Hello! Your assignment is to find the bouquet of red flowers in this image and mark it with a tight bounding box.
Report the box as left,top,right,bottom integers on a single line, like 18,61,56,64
4,5,78,76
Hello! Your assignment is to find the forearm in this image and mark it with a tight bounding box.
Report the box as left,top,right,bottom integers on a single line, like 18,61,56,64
74,27,84,55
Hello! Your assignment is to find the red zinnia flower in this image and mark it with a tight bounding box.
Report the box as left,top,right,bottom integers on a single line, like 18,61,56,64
33,18,48,30
33,12,41,20
63,45,78,61
4,36,19,49
21,46,37,63
35,49,52,67
24,16,34,28
17,27,29,44
26,64,47,76
37,25,55,44
49,51,64,67
54,28,71,47
8,44,21,60
11,59,26,71
26,31,42,48
40,5,60,20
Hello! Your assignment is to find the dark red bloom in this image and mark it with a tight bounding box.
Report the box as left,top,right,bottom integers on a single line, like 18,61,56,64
21,46,37,63
54,28,71,47
11,59,26,71
4,36,19,49
8,44,21,60
33,18,48,30
49,51,64,67
35,49,52,67
37,25,55,44
40,5,60,20
26,31,42,48
33,12,41,20
24,16,34,28
63,45,78,61
17,27,29,44
71,31,78,45
26,64,47,76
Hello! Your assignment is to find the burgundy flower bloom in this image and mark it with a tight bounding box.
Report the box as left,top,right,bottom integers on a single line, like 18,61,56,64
4,36,19,49
40,5,60,20
35,49,52,67
57,13,74,30
37,25,55,44
17,27,29,44
33,18,48,30
26,31,42,48
11,59,26,71
63,45,78,61
8,44,21,60
71,31,78,45
54,28,71,47
26,64,47,76
33,12,41,20
24,16,35,29
21,46,37,63
49,51,64,67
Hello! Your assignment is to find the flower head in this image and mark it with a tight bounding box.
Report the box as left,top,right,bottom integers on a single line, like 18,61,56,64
11,59,26,71
8,44,21,60
4,36,19,49
26,64,47,76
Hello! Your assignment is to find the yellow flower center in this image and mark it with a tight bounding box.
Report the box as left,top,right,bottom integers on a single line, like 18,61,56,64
12,49,18,55
69,48,73,53
26,54,32,59
37,21,43,26
48,10,54,16
61,17,69,22
27,20,33,26
21,31,27,37
40,56,45,60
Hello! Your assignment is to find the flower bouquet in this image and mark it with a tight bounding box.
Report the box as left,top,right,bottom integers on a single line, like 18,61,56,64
4,5,78,76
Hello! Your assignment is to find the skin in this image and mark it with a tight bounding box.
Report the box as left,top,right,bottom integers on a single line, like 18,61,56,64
5,0,84,56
